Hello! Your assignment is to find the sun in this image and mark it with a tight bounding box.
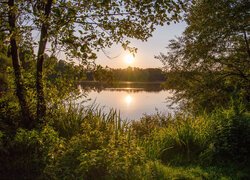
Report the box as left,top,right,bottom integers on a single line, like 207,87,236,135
124,54,134,65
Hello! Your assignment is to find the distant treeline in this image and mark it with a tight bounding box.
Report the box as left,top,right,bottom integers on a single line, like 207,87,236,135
86,66,166,82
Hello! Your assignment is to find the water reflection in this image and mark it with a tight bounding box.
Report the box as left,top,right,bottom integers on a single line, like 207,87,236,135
80,81,164,92
124,94,133,107
77,82,175,120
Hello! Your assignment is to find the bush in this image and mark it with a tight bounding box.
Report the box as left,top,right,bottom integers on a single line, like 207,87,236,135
0,93,21,131
131,113,171,138
0,125,61,179
210,109,250,163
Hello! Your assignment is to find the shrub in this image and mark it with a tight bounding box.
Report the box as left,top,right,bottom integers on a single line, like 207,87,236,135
0,125,61,179
131,113,171,138
0,93,21,131
210,109,250,163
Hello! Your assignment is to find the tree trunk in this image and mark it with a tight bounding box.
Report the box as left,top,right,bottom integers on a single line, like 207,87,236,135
36,0,53,121
8,0,32,129
243,30,250,59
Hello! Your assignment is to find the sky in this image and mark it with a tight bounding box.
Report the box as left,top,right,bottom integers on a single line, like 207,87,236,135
95,21,186,69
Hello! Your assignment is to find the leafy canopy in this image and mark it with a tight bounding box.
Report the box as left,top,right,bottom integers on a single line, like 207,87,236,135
157,0,250,112
1,0,187,63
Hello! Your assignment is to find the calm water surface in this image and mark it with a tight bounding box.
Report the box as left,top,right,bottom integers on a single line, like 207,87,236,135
78,82,175,120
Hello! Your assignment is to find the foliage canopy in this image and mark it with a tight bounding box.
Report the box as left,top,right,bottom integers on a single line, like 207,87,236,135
157,0,250,112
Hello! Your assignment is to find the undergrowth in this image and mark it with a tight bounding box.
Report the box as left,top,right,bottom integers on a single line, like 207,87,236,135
0,104,249,179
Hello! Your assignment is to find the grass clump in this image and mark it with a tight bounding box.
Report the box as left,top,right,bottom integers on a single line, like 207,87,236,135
44,105,146,179
136,108,250,166
128,161,250,179
135,114,213,164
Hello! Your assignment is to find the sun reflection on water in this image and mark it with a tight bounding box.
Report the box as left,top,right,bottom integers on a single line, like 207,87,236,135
124,94,133,106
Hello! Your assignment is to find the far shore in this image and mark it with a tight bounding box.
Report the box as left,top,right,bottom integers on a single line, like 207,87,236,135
80,81,165,84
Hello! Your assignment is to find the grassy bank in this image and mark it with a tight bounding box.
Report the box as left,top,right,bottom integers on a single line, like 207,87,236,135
0,104,250,179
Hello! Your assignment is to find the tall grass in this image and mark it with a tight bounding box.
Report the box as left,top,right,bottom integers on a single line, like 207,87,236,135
132,161,250,179
134,108,250,167
47,104,130,139
136,114,213,164
44,104,145,179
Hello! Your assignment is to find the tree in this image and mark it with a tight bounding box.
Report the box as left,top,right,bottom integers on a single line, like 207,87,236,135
157,0,250,113
1,0,187,127
94,65,114,83
7,0,33,128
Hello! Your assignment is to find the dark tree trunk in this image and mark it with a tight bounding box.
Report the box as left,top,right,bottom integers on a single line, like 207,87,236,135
36,0,53,121
8,0,32,129
243,30,250,59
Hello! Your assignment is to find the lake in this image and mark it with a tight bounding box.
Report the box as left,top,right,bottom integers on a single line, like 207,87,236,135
77,82,176,120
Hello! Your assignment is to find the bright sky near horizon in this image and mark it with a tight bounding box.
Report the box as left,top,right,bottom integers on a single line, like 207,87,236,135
95,21,186,69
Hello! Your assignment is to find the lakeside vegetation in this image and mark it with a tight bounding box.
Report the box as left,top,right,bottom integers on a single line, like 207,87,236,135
1,0,250,179
1,104,249,179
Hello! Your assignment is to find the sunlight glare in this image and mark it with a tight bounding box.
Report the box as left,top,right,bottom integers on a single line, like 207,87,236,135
125,94,133,106
124,54,134,65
